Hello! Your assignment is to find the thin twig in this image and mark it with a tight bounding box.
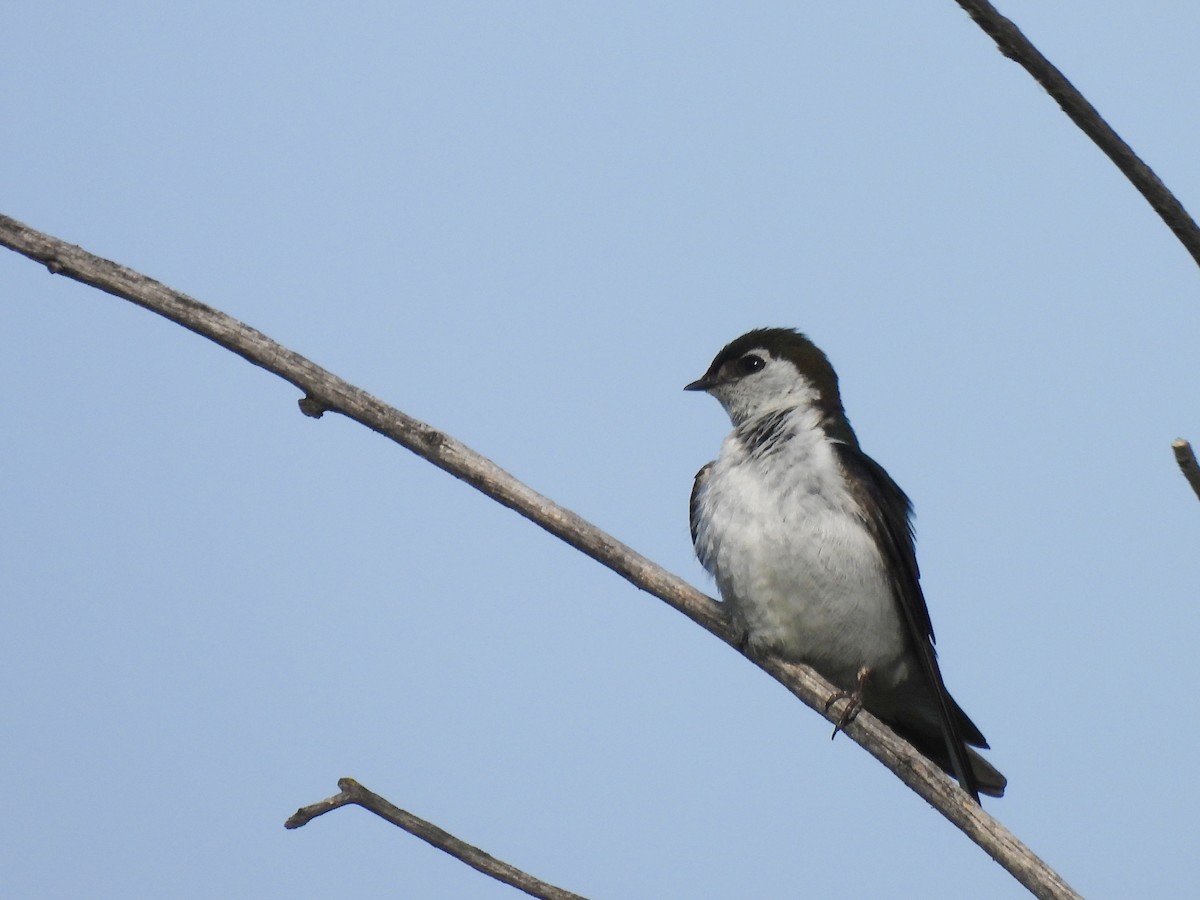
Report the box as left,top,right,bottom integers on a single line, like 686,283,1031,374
1172,440,1200,502
954,0,1200,268
0,213,1081,899
287,779,587,900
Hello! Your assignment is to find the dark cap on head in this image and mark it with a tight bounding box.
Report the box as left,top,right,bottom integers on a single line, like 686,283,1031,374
685,327,856,445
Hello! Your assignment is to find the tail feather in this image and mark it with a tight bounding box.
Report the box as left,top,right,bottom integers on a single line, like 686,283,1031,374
966,748,1007,798
890,715,1007,799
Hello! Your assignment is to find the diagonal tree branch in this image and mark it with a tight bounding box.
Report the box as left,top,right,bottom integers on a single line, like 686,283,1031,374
286,779,588,900
0,213,1081,899
954,0,1200,268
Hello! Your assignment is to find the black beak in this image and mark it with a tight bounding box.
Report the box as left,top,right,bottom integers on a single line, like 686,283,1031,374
684,375,713,392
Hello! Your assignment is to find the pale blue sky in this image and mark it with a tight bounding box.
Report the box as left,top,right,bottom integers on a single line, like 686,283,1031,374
5,3,1200,898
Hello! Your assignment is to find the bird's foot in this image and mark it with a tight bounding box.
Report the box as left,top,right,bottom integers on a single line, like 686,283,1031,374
824,666,871,741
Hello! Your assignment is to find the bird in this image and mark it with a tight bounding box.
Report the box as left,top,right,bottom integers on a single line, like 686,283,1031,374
686,327,1005,801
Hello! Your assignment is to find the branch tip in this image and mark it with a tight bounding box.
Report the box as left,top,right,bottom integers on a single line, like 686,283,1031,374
1171,439,1200,502
284,786,356,829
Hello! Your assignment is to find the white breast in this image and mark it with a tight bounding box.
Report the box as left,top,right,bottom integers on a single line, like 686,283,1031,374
693,407,910,690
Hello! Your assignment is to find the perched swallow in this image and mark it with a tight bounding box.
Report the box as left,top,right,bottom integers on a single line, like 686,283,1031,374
687,328,1005,800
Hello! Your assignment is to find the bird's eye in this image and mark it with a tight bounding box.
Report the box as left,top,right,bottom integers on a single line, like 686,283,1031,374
737,354,765,375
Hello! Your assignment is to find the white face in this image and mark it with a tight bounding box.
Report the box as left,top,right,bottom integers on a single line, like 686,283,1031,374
707,349,819,426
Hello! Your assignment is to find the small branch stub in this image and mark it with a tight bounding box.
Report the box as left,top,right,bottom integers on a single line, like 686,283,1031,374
298,395,329,418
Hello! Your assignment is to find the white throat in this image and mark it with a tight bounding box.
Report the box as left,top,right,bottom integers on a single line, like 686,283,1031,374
709,361,821,427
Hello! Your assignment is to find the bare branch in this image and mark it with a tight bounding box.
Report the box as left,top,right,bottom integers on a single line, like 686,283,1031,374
0,213,1081,899
1172,440,1200,502
287,779,588,900
954,0,1200,268
285,783,358,828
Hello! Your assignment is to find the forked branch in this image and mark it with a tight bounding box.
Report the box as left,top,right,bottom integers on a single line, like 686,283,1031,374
286,779,587,900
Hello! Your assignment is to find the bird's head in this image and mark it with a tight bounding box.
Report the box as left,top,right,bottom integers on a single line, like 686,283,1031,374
686,327,852,438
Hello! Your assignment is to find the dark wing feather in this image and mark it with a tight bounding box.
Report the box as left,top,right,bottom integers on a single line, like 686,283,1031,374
833,442,983,802
690,462,713,551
